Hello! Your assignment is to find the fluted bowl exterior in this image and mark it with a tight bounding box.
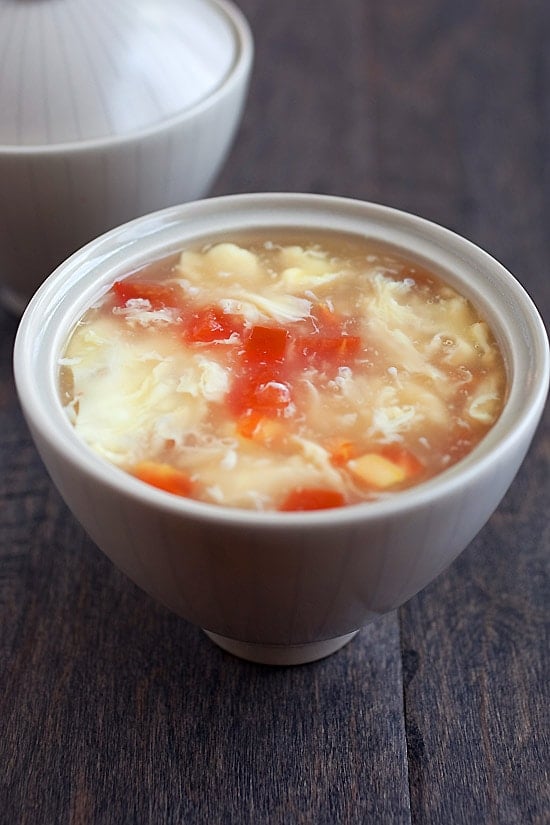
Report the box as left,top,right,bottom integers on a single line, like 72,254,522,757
13,194,549,653
0,0,253,313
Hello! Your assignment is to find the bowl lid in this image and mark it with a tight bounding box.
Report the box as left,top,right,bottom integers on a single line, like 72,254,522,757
0,0,239,147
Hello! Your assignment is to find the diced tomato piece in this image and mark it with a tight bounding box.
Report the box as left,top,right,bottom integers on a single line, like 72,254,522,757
132,461,192,497
236,410,264,438
230,374,292,417
228,323,293,418
112,280,181,310
311,303,361,334
244,326,288,363
279,488,346,511
254,380,292,409
380,444,424,476
295,335,361,366
325,438,357,466
184,306,241,343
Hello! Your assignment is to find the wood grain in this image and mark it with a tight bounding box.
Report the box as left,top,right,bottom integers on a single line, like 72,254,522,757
1,0,548,823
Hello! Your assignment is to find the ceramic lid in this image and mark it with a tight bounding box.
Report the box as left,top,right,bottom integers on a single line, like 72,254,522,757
0,0,239,146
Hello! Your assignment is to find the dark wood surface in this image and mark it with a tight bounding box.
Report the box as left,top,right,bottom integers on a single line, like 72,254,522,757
1,1,548,822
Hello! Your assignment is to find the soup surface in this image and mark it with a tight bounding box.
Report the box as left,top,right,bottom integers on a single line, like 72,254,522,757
60,232,507,511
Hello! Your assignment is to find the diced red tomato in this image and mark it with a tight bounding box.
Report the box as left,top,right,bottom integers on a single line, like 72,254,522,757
243,325,288,363
279,488,346,511
112,280,181,310
380,444,424,476
132,461,192,497
253,380,292,410
229,372,292,417
227,325,293,417
295,335,361,367
184,306,241,343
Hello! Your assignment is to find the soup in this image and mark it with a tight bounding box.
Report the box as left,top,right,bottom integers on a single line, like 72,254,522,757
59,232,507,511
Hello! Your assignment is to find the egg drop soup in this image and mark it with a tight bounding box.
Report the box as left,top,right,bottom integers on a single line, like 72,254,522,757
59,232,507,511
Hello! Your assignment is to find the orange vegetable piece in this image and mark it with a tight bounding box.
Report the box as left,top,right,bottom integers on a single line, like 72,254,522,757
112,280,181,310
312,303,342,335
236,410,264,439
279,488,346,511
132,461,192,497
325,438,357,466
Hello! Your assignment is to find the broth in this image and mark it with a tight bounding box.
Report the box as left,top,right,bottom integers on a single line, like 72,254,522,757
59,232,507,511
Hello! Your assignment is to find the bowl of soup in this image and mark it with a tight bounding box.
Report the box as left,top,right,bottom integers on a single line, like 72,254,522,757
13,194,549,665
0,0,253,314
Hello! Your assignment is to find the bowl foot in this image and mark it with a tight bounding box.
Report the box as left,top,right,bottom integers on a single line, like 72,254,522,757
202,629,359,665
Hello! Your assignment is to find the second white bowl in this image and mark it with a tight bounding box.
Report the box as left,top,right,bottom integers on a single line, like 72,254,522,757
0,0,253,314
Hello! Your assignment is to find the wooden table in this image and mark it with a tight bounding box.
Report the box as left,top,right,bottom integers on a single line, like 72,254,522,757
1,1,548,822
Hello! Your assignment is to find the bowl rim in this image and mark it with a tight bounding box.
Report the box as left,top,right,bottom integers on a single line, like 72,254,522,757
13,192,550,530
0,0,253,156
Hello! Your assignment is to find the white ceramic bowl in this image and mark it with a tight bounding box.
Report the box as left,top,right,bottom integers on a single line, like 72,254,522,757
13,194,549,665
0,0,252,314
